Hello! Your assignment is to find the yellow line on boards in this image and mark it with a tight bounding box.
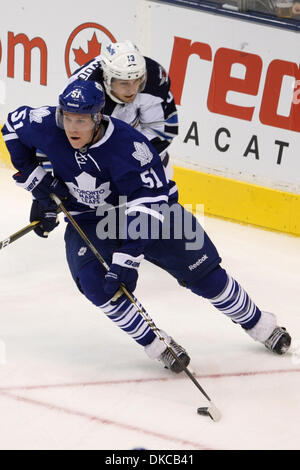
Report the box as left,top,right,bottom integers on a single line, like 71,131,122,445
0,125,299,236
174,166,300,237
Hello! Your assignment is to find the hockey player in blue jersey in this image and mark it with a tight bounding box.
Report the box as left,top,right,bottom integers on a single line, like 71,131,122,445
38,40,177,179
2,79,291,374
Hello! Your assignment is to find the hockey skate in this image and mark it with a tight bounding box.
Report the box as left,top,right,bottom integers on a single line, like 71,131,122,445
145,331,190,373
264,327,291,355
246,311,291,354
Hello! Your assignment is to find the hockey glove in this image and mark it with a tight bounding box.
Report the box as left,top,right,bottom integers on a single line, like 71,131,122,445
104,252,143,296
30,199,59,238
13,166,69,208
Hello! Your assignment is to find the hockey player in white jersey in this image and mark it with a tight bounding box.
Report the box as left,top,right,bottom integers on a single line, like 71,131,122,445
39,40,178,179
72,40,177,176
2,80,291,374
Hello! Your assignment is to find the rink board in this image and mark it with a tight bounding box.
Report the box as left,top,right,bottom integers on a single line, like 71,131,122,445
1,126,299,236
173,166,300,236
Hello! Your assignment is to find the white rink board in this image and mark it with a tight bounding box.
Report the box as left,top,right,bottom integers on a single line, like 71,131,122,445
1,0,300,192
148,3,300,192
0,0,139,112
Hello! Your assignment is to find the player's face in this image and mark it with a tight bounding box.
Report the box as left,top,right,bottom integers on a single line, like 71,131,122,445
63,112,96,148
111,77,143,103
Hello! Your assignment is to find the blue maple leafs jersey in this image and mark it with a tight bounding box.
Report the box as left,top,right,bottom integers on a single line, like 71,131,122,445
2,105,179,254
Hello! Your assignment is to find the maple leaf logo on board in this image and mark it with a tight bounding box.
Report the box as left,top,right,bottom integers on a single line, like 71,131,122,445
73,33,102,66
65,23,116,77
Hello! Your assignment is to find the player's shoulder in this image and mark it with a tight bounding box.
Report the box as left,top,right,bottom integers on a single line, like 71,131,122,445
110,115,134,131
29,105,56,122
71,55,103,82
109,116,159,161
101,117,158,172
109,116,148,142
144,56,169,95
3,105,57,149
100,116,153,157
7,105,56,131
91,116,134,154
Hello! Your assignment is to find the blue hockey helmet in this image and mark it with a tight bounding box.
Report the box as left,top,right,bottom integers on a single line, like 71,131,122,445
56,79,105,129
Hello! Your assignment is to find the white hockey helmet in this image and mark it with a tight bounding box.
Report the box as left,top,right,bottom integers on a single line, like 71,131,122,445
101,40,146,103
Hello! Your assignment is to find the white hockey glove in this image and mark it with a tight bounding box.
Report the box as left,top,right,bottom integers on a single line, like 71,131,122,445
104,252,143,296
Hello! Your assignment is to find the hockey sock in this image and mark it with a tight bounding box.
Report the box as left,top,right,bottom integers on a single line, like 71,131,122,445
210,275,261,329
78,261,156,347
99,295,156,346
191,266,261,329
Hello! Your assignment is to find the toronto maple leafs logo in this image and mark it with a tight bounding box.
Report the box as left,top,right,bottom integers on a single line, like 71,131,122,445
66,172,111,209
29,107,51,124
132,142,153,166
106,44,116,55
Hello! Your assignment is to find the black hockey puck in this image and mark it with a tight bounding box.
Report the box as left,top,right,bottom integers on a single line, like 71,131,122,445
197,404,222,422
197,407,209,416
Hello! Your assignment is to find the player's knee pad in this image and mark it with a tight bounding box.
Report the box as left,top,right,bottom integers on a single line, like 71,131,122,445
77,260,109,306
188,265,228,299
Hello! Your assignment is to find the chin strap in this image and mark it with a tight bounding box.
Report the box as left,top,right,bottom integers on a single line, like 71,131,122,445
79,123,105,153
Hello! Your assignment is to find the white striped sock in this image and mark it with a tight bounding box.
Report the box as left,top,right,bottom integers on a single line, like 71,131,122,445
210,275,259,326
99,296,156,346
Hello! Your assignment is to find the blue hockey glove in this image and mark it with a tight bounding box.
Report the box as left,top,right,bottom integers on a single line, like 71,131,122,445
30,199,59,238
104,252,144,296
13,166,69,208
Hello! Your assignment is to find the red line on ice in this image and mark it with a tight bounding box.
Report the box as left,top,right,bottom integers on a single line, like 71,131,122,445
0,367,299,391
0,368,298,449
0,389,212,450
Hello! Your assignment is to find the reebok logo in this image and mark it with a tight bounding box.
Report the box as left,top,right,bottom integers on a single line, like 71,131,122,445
188,254,208,271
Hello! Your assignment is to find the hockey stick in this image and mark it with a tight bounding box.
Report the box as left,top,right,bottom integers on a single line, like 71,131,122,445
0,220,41,250
50,193,221,421
0,206,63,251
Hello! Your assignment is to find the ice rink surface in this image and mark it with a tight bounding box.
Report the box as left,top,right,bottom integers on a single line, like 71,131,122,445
0,167,299,450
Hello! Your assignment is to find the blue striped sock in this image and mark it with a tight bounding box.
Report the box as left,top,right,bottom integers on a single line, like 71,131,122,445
99,295,156,346
210,275,261,329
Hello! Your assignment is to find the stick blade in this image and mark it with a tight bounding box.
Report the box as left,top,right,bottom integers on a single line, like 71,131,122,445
197,402,221,422
207,402,222,422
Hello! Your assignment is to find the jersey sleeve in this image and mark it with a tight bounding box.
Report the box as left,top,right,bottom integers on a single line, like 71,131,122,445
110,129,170,256
68,56,103,84
138,57,179,156
1,106,39,174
